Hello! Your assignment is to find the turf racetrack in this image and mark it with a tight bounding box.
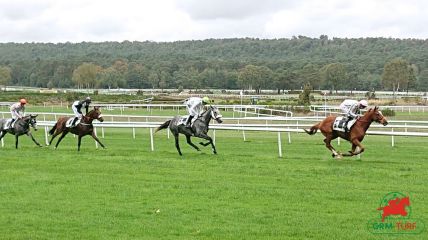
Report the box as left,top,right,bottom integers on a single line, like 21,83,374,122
0,128,426,239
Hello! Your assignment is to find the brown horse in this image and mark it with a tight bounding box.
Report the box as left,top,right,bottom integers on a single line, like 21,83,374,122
304,106,388,158
48,107,106,151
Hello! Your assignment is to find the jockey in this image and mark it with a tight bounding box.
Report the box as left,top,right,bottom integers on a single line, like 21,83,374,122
6,99,27,129
71,97,92,127
339,99,368,132
183,96,210,127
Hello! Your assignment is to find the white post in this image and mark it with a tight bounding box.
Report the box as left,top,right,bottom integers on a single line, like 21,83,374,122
44,126,49,145
277,132,283,158
338,137,340,145
101,127,105,138
213,129,216,145
94,127,98,149
150,128,154,151
242,130,246,141
132,127,136,139
391,128,395,147
287,127,291,144
1,137,4,147
167,128,170,139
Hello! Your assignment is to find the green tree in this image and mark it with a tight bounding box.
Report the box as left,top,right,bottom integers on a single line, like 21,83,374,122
320,63,347,93
0,66,12,91
417,69,428,91
238,65,273,94
382,58,415,97
72,63,101,88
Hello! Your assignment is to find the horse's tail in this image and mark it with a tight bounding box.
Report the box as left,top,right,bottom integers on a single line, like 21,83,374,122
304,122,320,135
155,120,171,133
49,123,58,135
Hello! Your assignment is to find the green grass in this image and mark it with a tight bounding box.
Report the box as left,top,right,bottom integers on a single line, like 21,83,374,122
0,128,427,239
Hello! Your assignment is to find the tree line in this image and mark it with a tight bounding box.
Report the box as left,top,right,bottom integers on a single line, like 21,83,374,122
0,36,427,92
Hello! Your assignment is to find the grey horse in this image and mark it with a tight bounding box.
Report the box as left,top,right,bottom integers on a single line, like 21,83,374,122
0,115,42,149
156,106,223,155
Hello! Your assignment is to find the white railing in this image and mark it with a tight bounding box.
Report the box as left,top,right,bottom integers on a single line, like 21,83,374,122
1,120,422,158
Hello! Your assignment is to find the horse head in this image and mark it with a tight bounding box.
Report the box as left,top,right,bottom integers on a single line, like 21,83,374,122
209,106,223,123
85,106,104,123
29,114,38,131
371,106,388,126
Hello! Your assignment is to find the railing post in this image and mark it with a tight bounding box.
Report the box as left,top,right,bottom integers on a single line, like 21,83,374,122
44,126,49,145
150,128,154,151
94,127,98,149
277,132,283,158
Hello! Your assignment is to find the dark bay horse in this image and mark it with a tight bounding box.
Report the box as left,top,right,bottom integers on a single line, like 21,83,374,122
156,106,223,155
0,115,42,149
304,106,388,158
48,107,105,151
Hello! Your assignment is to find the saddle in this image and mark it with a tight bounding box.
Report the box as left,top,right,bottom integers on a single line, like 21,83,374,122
4,118,15,129
178,116,197,128
332,116,357,132
66,117,79,128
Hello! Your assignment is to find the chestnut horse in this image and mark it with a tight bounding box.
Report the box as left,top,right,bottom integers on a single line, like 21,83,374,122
48,107,105,151
304,106,388,158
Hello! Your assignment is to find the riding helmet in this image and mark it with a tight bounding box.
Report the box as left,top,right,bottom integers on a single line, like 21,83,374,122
202,96,210,104
359,100,368,107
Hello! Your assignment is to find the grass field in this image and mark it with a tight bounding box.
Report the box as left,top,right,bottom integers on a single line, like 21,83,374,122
0,127,427,239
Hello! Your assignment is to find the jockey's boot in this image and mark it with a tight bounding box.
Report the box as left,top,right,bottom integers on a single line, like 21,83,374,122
344,118,351,132
186,115,194,128
7,119,15,129
71,117,78,127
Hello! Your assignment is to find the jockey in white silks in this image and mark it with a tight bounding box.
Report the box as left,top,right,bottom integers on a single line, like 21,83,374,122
6,99,27,129
339,99,368,132
183,96,210,127
71,97,92,127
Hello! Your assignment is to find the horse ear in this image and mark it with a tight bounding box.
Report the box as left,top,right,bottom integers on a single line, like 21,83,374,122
375,106,378,110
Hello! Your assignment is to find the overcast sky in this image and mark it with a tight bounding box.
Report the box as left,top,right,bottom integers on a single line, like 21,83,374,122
0,0,427,43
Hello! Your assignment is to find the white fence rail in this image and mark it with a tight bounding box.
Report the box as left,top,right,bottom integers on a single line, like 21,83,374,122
1,120,424,158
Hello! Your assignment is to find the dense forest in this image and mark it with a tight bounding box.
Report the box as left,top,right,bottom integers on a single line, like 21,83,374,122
1,36,428,92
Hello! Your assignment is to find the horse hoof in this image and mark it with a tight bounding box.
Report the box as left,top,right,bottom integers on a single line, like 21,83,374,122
335,155,343,160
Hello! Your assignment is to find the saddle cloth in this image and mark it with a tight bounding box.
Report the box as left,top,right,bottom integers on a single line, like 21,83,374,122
4,118,14,128
65,118,76,128
332,116,357,132
178,115,197,127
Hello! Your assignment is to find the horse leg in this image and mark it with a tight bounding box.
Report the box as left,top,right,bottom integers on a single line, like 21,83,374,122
350,139,365,155
49,130,62,145
55,131,69,149
174,133,182,156
195,133,216,154
15,134,19,149
324,136,341,158
342,144,357,157
90,131,106,149
27,132,42,147
77,135,83,151
0,131,6,141
185,135,200,151
199,141,210,147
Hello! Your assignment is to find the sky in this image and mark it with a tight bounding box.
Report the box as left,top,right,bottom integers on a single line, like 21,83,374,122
0,0,427,43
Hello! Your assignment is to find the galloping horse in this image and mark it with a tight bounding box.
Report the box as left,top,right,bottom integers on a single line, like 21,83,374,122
0,115,42,149
48,107,105,151
304,106,388,158
156,106,223,155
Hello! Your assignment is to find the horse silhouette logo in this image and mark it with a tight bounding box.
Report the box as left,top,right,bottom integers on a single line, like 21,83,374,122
377,196,410,222
367,192,425,234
